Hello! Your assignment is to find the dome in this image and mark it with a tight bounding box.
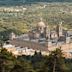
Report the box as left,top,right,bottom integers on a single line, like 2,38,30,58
37,21,46,28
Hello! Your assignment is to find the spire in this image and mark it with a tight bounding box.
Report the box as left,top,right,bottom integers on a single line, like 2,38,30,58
59,21,63,27
46,25,51,39
58,21,63,37
59,21,63,29
40,17,43,22
60,21,62,25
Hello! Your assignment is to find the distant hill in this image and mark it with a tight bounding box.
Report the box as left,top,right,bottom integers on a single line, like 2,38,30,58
0,0,72,6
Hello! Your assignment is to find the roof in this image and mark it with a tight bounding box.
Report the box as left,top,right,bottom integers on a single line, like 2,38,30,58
3,44,15,48
37,20,46,28
67,31,72,36
9,39,48,52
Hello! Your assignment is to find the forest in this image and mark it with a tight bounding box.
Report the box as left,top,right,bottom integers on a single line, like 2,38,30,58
0,48,72,72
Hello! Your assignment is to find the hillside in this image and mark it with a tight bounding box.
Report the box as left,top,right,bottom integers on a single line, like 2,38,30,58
0,3,72,41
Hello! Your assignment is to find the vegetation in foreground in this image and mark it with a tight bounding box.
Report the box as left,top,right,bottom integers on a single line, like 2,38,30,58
0,48,72,72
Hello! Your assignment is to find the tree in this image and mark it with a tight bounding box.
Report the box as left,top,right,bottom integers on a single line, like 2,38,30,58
10,60,35,72
31,51,47,72
0,48,16,72
45,48,68,72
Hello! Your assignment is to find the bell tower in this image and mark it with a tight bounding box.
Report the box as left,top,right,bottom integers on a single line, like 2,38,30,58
59,21,63,36
45,25,51,39
56,21,63,37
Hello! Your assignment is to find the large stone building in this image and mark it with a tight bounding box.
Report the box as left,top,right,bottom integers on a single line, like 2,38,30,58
28,18,68,45
7,18,72,58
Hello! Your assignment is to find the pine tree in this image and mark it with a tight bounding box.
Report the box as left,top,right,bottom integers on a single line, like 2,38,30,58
45,48,68,72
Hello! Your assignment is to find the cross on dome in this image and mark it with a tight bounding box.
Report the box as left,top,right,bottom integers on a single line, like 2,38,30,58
37,18,46,28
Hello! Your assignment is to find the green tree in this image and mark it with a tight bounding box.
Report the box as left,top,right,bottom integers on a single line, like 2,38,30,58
10,60,35,72
31,51,48,72
45,48,68,72
0,48,16,72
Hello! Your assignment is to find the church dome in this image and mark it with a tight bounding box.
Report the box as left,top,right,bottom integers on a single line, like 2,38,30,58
37,18,46,28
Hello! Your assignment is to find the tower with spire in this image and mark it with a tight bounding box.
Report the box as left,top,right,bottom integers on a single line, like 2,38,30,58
45,25,51,39
56,21,63,37
59,21,63,36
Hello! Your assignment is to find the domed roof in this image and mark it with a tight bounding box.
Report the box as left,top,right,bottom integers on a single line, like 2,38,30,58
37,18,46,28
